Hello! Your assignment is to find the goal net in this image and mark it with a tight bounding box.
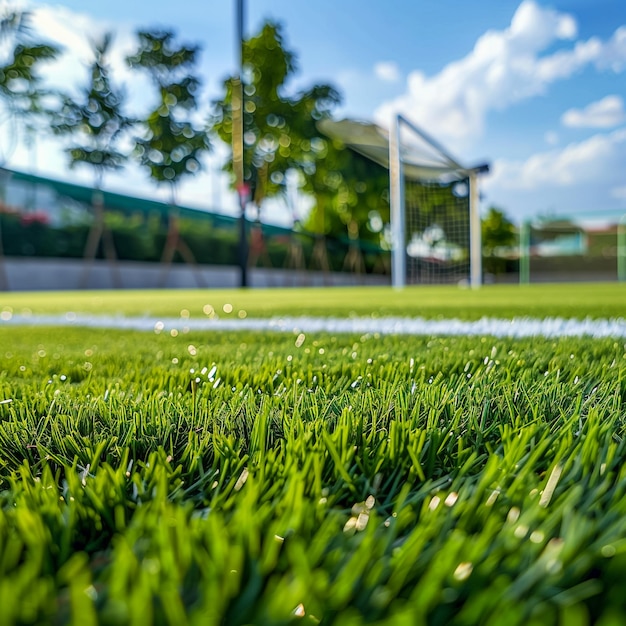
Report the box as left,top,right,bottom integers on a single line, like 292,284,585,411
403,177,471,285
389,115,488,288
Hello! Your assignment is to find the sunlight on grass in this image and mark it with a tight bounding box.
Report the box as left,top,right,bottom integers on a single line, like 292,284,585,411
1,282,625,320
1,324,626,623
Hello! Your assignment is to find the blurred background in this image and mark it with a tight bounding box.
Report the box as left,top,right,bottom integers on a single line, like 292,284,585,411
0,0,624,288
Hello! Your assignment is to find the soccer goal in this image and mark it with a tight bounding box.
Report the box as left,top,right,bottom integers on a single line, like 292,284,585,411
318,115,489,288
389,115,488,288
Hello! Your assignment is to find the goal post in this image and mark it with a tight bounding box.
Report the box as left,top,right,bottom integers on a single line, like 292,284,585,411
389,114,489,289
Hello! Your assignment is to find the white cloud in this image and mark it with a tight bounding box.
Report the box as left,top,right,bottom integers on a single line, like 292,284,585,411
482,128,626,220
544,131,559,145
488,128,626,191
375,0,626,147
374,61,400,82
562,95,625,128
612,185,626,200
29,6,156,115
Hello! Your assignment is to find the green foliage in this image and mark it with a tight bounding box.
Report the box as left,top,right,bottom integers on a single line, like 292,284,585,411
0,7,59,159
481,206,517,275
126,30,210,200
304,145,390,244
211,21,341,210
1,326,626,623
52,33,133,186
482,206,516,254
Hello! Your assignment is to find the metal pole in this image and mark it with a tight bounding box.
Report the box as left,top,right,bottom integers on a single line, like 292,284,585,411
234,0,248,287
519,220,530,285
390,115,405,288
618,213,626,282
469,171,482,289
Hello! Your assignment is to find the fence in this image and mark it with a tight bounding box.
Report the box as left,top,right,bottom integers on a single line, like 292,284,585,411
0,167,390,289
486,216,626,284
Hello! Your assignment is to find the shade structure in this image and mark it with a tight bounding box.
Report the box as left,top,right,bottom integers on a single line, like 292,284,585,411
317,117,488,182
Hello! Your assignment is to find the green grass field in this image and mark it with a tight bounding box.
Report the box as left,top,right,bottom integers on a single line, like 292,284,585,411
1,284,626,625
1,282,625,320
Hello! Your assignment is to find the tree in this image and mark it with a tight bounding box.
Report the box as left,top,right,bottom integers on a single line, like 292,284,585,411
126,29,211,284
54,33,134,188
0,7,59,165
126,30,210,204
481,206,516,275
482,206,516,254
301,143,391,272
211,21,341,218
52,32,134,286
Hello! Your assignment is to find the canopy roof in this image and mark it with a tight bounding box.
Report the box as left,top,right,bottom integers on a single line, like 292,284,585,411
318,117,489,182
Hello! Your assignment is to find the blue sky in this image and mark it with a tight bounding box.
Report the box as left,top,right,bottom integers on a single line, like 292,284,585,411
4,0,626,225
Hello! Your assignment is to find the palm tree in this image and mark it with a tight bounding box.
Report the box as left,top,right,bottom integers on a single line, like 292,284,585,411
53,32,134,288
127,29,211,287
0,6,59,291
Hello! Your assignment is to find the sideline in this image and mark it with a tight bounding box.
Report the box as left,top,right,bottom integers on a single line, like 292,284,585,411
2,313,626,338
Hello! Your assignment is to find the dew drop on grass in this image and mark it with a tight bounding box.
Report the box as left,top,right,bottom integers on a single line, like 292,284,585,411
238,310,247,319
485,489,500,506
170,329,179,337
453,562,473,581
444,492,458,507
429,496,441,511
507,507,521,523
234,468,249,491
180,309,190,319
514,525,529,539
293,604,305,618
602,545,616,558
356,512,369,531
223,303,233,314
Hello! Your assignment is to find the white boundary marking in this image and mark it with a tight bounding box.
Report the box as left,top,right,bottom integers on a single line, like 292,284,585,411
2,314,626,338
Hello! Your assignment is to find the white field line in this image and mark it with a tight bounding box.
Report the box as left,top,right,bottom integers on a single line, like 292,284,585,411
2,313,626,338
